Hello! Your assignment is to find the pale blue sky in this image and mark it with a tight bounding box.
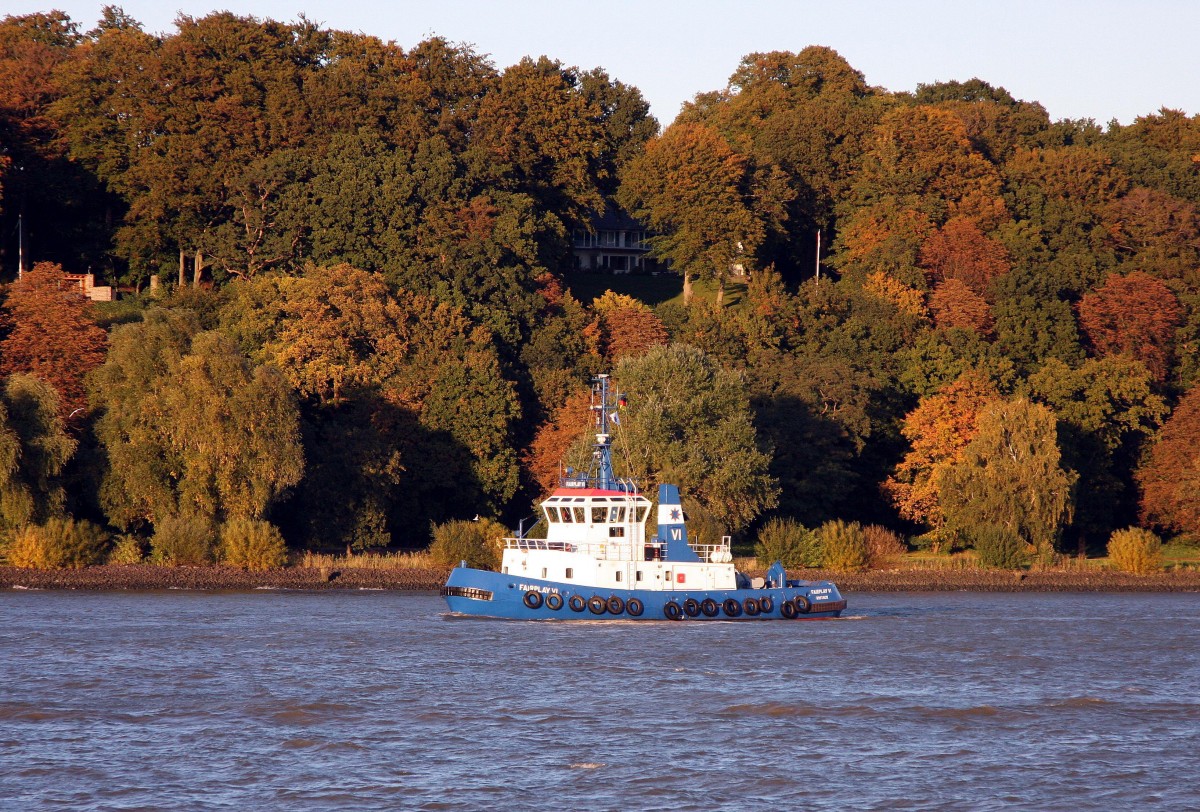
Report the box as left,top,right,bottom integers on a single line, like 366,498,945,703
10,0,1199,127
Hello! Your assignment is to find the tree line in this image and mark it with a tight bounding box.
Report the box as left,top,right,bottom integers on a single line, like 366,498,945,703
0,10,1198,567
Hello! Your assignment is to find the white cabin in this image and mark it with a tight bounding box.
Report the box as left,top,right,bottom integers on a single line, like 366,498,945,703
501,488,737,592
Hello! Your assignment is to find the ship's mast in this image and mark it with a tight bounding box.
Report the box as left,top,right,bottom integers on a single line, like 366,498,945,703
588,374,627,492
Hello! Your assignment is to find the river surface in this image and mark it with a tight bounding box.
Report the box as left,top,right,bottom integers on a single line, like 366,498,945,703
1,590,1197,811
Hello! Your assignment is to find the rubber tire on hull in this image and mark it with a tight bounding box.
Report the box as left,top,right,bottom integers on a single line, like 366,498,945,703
587,596,607,615
664,601,683,621
758,596,773,614
701,599,720,617
626,598,644,617
568,595,586,612
545,593,563,610
522,591,543,609
794,595,812,614
781,600,798,619
683,598,701,618
722,598,742,617
607,596,625,615
743,598,760,616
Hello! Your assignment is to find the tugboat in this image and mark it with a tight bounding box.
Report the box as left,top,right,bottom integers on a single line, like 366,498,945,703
442,375,846,621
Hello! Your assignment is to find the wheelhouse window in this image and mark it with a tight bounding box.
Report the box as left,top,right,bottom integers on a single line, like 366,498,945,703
572,507,586,523
561,508,573,523
609,526,625,538
545,507,560,523
591,506,608,523
636,506,649,522
565,568,573,579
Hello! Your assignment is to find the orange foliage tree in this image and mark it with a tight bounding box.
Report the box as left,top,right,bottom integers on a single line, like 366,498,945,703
591,291,668,361
883,372,1001,539
1137,385,1200,537
929,278,994,336
0,262,107,422
524,388,594,494
1077,271,1183,381
918,216,1011,295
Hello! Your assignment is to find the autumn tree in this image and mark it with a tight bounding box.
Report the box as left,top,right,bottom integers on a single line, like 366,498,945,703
1077,271,1183,380
929,279,993,335
918,216,1011,294
0,374,75,529
523,387,594,494
939,398,1077,556
1138,385,1200,537
0,262,107,422
884,372,1002,541
591,291,669,361
612,344,778,533
618,122,772,303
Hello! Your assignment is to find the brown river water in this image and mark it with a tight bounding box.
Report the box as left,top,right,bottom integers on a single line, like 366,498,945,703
1,590,1197,810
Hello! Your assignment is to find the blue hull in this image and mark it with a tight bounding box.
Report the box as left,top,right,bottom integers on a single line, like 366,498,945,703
442,565,846,621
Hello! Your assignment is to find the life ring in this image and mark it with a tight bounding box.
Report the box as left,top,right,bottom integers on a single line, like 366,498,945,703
700,598,719,617
794,595,812,614
568,594,586,612
722,598,742,617
663,601,683,620
781,600,798,619
606,596,625,615
743,597,760,616
545,593,563,610
522,590,543,609
587,595,607,615
626,597,644,617
758,596,773,614
683,598,701,617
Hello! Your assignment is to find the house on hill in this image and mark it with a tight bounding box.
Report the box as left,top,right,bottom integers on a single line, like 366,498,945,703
572,208,662,273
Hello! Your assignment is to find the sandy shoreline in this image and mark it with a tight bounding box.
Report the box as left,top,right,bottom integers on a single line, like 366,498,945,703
3,564,1199,593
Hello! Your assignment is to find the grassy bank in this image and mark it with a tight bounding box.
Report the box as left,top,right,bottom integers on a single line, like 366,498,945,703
4,560,1200,593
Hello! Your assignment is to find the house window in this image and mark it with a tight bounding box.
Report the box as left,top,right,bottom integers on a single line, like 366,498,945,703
609,526,625,538
615,571,623,582
565,568,573,579
546,507,560,522
503,567,508,574
573,507,586,523
561,508,572,523
592,506,608,523
636,571,643,582
541,568,547,578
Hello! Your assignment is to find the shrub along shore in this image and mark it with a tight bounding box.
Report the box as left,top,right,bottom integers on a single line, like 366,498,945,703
4,564,1199,593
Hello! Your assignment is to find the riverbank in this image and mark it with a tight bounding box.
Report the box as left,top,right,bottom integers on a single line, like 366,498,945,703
3,564,1200,592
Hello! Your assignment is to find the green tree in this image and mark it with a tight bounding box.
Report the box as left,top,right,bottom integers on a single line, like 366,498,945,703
940,398,1077,555
89,309,303,529
612,343,778,533
0,374,75,529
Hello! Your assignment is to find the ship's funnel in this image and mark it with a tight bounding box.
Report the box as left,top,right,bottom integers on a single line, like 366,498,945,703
657,484,700,563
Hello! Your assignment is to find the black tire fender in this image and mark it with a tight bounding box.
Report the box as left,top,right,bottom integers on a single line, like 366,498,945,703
781,600,798,619
663,601,683,620
606,596,625,615
743,598,760,616
794,594,812,614
587,595,607,615
545,593,563,610
626,597,644,616
522,591,543,609
568,594,586,612
683,598,701,617
722,598,742,617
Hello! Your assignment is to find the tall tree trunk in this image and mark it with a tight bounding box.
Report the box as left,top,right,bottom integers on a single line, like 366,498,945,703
193,249,203,287
682,272,693,304
716,275,725,308
178,248,186,287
